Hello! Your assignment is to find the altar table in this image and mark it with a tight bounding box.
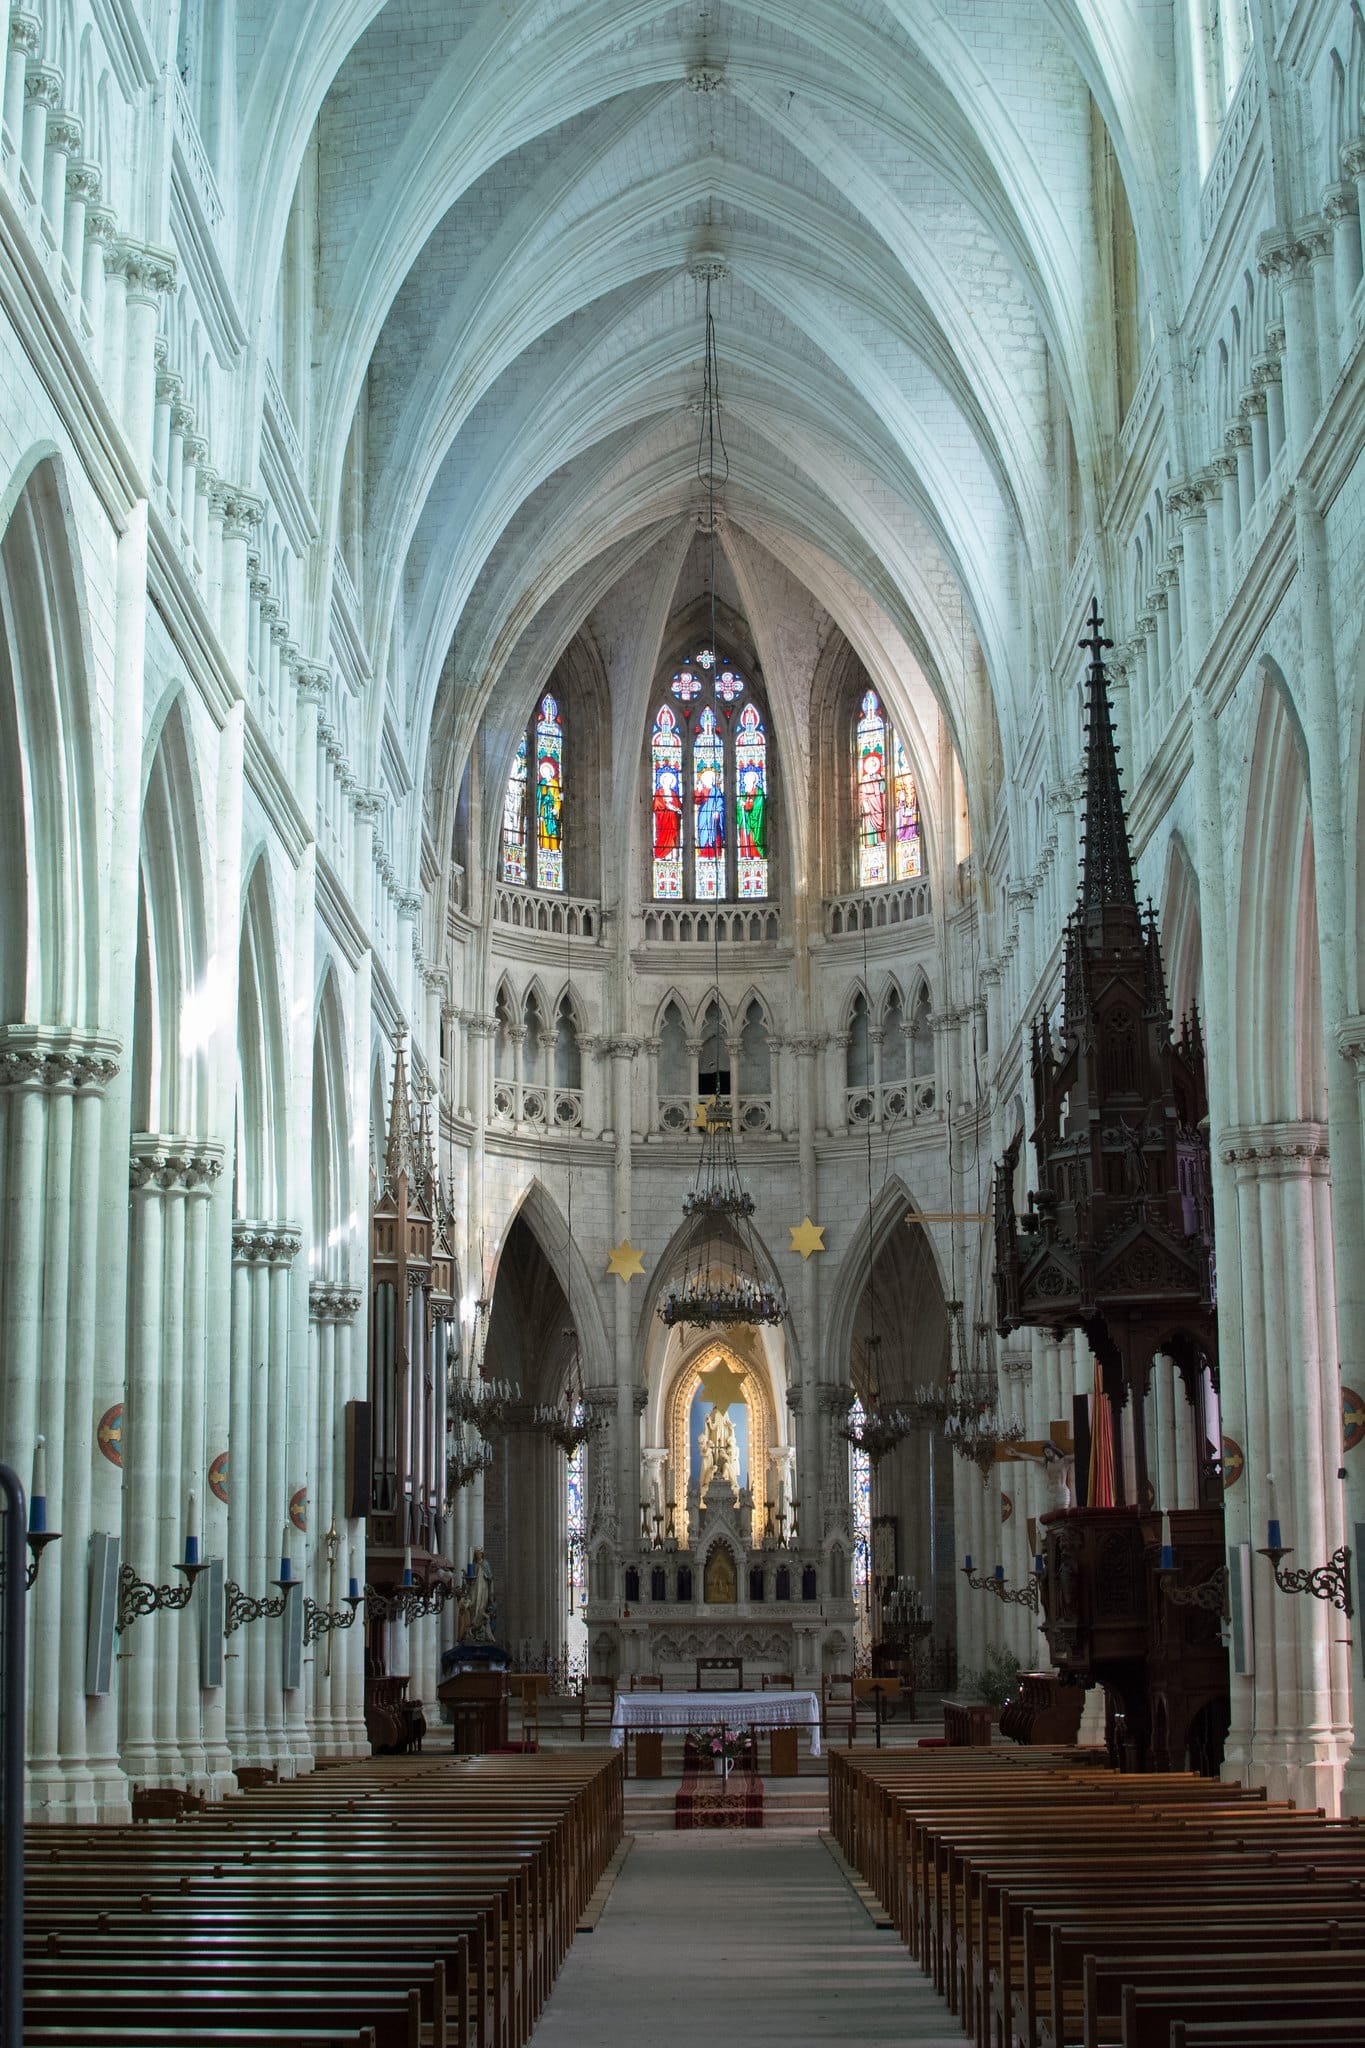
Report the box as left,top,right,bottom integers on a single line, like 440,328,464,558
609,1688,821,1758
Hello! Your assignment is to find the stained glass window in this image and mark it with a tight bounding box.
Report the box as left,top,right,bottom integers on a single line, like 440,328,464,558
693,705,726,900
650,651,771,903
651,705,684,898
534,694,564,892
501,735,528,884
501,695,569,892
856,691,888,887
850,1395,871,1607
735,702,768,899
893,733,921,880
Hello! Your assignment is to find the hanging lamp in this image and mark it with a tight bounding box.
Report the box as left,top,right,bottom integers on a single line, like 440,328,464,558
658,276,786,1335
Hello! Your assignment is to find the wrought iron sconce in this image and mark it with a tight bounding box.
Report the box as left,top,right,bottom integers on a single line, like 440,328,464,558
1258,1543,1353,1617
25,1437,60,1588
1160,1563,1230,1617
116,1488,206,1631
961,1555,1043,1610
117,1557,207,1633
304,1519,362,1644
25,1526,59,1590
225,1575,298,1633
1256,1480,1353,1618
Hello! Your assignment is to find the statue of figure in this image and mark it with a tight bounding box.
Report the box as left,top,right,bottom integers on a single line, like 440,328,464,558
699,1406,739,1493
458,1547,495,1642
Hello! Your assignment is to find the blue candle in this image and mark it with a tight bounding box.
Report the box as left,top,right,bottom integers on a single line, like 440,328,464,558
279,1523,293,1583
29,1437,47,1535
963,1552,973,1573
1267,1475,1281,1552
184,1489,199,1568
1033,1554,1045,1577
403,1544,414,1587
1159,1510,1174,1573
347,1543,359,1603
994,1563,1005,1583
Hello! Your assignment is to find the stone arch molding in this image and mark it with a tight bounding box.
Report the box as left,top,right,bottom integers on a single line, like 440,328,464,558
0,451,103,1032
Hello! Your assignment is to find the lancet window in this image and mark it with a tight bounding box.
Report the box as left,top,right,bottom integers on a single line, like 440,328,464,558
649,651,771,902
501,692,565,891
854,689,920,889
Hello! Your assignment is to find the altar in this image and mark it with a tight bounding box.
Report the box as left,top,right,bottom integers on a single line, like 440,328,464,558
610,1688,822,1758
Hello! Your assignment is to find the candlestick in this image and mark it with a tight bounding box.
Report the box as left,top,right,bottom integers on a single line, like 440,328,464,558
1266,1473,1282,1554
1159,1509,1174,1574
279,1522,293,1584
29,1436,47,1534
403,1544,414,1587
184,1489,200,1568
994,1562,1005,1583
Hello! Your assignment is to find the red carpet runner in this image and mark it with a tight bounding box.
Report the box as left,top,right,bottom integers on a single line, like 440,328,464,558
674,1766,764,1829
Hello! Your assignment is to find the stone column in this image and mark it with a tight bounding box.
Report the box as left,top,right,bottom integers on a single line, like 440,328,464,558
1323,183,1361,363
789,1034,824,1515
606,1039,641,1534
122,1138,224,1789
1221,1127,1349,1813
214,490,263,682
1258,235,1320,455
226,1221,302,1774
2,13,39,163
110,240,175,479
0,1030,121,1821
1241,389,1270,499
308,1281,365,1760
61,152,102,311
20,60,56,203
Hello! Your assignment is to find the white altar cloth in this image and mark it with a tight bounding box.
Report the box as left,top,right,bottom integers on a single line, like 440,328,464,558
609,1689,821,1757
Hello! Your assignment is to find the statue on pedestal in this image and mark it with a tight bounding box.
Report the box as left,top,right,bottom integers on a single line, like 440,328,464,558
458,1547,495,1643
699,1406,739,1494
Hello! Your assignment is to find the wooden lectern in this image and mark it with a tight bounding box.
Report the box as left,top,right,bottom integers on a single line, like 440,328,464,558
437,1669,509,1754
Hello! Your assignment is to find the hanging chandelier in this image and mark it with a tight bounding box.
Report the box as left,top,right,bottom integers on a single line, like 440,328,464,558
532,1335,604,1456
659,275,787,1336
840,1333,916,1464
448,1295,523,1435
941,1305,1024,1480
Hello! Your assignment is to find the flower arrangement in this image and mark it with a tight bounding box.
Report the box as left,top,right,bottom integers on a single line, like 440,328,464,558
704,1724,746,1769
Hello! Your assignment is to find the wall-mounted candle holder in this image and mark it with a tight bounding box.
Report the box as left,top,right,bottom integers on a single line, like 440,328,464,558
116,1559,207,1633
225,1576,297,1633
303,1591,361,1643
1257,1543,1353,1617
25,1436,60,1588
960,1555,1043,1609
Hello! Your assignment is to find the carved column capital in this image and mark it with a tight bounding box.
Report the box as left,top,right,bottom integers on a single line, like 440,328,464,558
67,157,101,204
230,1218,304,1265
0,1025,122,1093
1218,1121,1330,1174
130,1136,226,1193
295,660,331,704
309,1281,364,1324
23,64,60,112
9,12,40,58
109,237,177,304
213,485,264,541
46,114,83,157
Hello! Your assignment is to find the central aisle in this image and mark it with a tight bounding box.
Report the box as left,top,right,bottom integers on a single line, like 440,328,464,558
530,1832,964,2047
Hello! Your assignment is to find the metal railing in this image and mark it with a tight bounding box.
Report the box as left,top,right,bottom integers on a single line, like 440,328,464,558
0,1463,25,2048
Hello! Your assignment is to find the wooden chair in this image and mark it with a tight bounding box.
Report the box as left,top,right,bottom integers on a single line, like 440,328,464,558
761,1671,795,1689
821,1672,855,1742
696,1655,743,1691
515,1677,542,1746
579,1675,616,1739
629,1673,663,1690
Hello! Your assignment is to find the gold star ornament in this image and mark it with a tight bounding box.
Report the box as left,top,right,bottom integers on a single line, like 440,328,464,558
606,1239,645,1283
789,1216,826,1259
697,1358,747,1413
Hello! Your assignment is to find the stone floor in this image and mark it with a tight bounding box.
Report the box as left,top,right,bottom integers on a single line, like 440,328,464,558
530,1830,965,2046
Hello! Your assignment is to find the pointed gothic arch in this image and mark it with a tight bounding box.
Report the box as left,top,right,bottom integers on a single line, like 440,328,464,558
132,697,211,1135
1234,670,1325,1127
0,452,102,1027
235,858,290,1220
311,966,353,1283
